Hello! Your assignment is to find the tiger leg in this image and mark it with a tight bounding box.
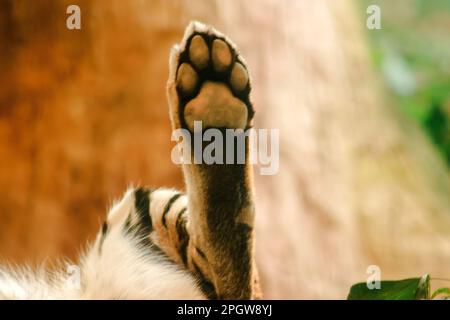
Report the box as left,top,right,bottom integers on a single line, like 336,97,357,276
166,21,260,299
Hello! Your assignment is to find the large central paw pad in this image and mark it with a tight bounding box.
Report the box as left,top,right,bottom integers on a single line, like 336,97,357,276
175,28,253,131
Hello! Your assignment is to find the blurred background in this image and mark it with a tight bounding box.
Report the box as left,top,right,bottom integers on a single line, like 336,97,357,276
0,0,449,299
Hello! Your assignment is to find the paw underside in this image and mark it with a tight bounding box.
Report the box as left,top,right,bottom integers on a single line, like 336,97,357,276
174,26,254,132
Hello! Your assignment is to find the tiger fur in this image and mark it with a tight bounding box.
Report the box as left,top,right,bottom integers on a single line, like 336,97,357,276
0,21,260,300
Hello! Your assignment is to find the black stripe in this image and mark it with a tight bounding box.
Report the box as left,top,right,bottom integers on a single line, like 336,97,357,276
175,207,187,229
175,208,189,266
98,221,109,254
195,246,207,261
134,187,152,233
193,261,217,300
162,193,182,228
124,213,132,231
101,222,109,236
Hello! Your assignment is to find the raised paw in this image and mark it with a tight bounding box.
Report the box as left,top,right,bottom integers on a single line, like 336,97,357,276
168,22,254,132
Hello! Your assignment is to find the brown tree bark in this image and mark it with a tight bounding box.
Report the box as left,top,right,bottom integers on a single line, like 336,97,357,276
0,0,449,298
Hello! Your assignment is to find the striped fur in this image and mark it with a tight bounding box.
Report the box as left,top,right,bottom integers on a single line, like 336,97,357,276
0,21,260,300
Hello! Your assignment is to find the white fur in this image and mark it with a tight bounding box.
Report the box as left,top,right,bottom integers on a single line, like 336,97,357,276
0,188,205,300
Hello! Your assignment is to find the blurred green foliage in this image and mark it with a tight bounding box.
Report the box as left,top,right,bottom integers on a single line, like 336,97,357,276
348,274,450,300
357,0,450,166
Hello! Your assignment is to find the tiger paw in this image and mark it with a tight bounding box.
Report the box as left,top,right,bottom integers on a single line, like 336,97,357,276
168,21,254,132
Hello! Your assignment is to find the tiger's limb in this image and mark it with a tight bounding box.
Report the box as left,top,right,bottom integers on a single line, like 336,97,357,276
166,21,260,299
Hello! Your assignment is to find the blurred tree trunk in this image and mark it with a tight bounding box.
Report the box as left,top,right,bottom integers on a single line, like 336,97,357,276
0,0,449,299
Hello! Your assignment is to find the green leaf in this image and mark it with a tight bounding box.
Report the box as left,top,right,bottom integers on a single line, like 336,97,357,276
431,287,450,299
347,274,430,300
415,274,431,299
